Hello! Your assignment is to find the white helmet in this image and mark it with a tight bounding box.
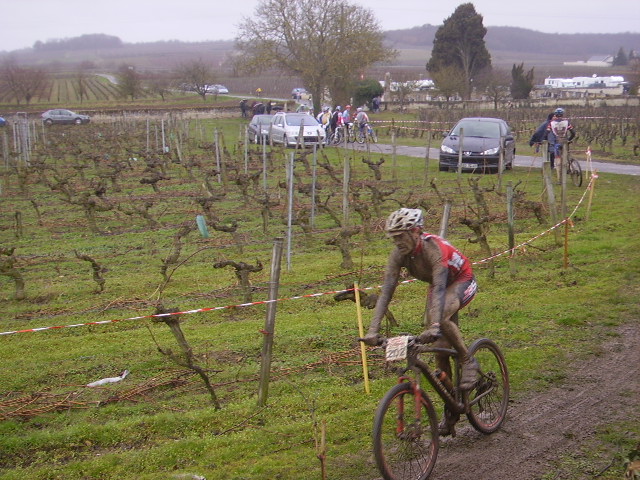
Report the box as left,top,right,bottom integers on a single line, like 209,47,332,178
385,208,424,235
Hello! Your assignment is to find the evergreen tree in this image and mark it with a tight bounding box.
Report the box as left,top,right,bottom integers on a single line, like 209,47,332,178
510,63,535,100
426,3,491,100
613,47,628,66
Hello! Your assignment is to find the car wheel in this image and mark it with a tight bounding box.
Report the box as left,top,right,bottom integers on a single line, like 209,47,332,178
74,118,83,125
44,119,53,126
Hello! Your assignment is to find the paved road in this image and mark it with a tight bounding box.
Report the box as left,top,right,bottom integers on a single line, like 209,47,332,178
347,143,640,176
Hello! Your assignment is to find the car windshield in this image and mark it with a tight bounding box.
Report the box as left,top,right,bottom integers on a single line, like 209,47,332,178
452,121,500,138
287,116,318,127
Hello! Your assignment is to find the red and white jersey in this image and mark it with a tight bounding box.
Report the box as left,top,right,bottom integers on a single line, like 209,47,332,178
419,233,473,281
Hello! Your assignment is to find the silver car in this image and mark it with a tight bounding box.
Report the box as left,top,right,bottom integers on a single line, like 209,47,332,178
41,109,90,125
269,112,325,147
248,114,274,144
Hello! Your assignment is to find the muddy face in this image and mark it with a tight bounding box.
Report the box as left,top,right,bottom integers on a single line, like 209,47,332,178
391,230,418,255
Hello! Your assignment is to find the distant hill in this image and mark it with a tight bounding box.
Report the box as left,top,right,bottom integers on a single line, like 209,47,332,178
386,24,639,55
2,26,639,72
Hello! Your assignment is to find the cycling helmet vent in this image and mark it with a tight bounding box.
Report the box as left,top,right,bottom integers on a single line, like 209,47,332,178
385,208,424,235
554,108,565,116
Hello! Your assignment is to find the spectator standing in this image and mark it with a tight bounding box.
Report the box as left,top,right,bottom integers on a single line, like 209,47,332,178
372,95,381,113
239,99,248,118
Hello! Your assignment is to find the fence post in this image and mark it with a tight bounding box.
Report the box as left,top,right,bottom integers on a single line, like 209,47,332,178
342,153,350,227
497,136,505,193
423,130,432,187
560,138,568,219
507,181,516,278
542,162,562,245
586,171,597,221
286,152,295,271
438,201,452,238
391,128,397,182
258,237,284,407
311,144,317,228
457,127,465,179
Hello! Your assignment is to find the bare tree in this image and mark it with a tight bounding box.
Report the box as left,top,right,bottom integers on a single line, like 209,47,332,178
0,59,50,105
116,64,144,100
176,59,216,102
476,67,511,109
431,65,467,102
235,0,396,111
146,72,174,101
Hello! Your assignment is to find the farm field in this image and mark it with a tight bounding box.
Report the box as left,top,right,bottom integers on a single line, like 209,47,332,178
0,110,639,479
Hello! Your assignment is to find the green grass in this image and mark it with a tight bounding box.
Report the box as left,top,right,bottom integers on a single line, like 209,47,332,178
0,111,639,479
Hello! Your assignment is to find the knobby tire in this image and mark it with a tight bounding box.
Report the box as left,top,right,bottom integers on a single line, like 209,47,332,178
569,158,583,187
464,338,510,434
373,382,439,480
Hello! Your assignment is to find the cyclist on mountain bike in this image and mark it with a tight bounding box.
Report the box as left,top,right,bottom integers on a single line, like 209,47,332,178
529,107,576,170
362,209,479,415
355,107,370,136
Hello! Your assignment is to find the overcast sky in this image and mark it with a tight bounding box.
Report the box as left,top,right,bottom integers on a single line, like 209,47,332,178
2,0,639,52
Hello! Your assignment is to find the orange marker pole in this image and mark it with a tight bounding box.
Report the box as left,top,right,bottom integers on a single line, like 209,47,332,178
354,283,370,394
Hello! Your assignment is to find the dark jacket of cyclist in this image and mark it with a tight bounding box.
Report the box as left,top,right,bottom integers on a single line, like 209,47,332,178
529,108,575,169
362,208,479,393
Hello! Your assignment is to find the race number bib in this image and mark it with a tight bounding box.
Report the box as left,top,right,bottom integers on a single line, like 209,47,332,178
386,336,410,362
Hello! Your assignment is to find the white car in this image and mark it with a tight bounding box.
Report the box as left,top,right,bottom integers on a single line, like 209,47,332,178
269,112,325,147
206,84,229,94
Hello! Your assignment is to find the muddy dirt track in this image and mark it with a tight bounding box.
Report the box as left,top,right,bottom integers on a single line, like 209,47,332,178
373,321,640,480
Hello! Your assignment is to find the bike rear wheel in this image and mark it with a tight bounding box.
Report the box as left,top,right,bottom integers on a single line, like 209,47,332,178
373,382,439,480
568,158,583,187
369,128,378,143
464,338,509,434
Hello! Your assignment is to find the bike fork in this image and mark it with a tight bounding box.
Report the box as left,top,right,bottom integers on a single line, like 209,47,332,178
395,379,422,435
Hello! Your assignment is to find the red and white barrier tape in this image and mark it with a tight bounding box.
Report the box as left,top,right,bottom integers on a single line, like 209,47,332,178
1,177,596,337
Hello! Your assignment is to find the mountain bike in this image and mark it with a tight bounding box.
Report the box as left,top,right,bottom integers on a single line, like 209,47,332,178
364,327,509,480
356,122,378,144
327,125,346,145
554,143,583,187
566,155,583,187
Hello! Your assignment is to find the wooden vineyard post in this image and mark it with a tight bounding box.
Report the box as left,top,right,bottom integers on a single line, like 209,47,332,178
507,181,517,277
456,127,465,179
423,130,432,187
438,201,452,239
542,162,562,246
586,172,597,221
563,219,570,269
258,237,284,407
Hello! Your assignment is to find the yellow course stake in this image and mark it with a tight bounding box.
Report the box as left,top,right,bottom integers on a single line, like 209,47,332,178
354,283,371,394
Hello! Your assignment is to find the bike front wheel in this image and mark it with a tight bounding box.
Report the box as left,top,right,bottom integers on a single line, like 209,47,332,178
464,338,510,434
568,158,583,187
373,382,439,480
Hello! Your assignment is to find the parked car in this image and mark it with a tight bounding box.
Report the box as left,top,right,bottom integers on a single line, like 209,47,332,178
247,114,274,144
439,117,515,173
269,112,325,147
206,84,229,94
0,116,6,127
41,109,90,125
